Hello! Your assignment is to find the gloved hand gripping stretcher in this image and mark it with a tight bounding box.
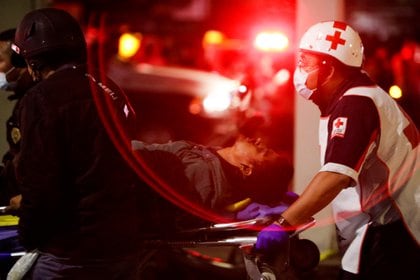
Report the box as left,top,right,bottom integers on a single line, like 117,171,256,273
139,208,320,280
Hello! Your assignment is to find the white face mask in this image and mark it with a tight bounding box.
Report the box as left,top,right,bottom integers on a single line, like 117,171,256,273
0,67,16,91
0,72,8,90
293,67,318,100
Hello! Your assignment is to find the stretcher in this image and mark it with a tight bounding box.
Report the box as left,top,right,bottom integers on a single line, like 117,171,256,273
0,209,319,279
138,214,320,280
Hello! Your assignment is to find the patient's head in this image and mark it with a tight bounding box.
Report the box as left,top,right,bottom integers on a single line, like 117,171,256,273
218,134,294,205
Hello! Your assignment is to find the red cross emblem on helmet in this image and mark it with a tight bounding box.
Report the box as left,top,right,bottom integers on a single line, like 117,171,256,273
298,21,364,67
325,22,347,50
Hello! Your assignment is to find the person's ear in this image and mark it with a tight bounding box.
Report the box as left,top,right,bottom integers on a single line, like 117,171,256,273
318,64,335,88
240,164,253,176
27,65,41,82
325,65,335,80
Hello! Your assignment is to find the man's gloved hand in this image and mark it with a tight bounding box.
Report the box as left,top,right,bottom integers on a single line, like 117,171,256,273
236,202,271,220
257,204,288,218
236,202,289,220
283,191,299,204
255,224,289,253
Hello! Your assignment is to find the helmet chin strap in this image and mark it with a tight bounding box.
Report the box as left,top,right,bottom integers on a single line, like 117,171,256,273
310,64,335,113
316,60,331,88
308,60,330,98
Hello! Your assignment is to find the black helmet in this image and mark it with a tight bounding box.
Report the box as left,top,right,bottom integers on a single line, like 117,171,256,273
13,8,86,61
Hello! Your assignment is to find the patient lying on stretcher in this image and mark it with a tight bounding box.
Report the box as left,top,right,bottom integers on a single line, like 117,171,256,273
1,132,295,232
132,132,295,230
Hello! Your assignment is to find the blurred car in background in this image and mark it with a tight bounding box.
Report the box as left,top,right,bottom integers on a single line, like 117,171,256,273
107,60,249,145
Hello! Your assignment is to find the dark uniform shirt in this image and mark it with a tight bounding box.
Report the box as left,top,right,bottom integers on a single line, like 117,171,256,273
0,70,35,206
16,64,142,259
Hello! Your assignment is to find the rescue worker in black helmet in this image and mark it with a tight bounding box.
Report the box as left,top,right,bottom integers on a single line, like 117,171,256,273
0,27,34,280
0,28,35,212
10,8,143,279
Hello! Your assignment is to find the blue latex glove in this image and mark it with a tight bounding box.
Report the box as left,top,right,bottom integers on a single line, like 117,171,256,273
255,224,289,252
236,203,271,220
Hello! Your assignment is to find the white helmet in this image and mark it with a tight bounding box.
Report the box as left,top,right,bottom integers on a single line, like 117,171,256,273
299,21,364,67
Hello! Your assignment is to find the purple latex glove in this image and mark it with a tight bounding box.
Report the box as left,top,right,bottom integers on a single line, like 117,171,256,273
255,224,289,252
257,203,288,218
236,203,271,220
283,191,299,204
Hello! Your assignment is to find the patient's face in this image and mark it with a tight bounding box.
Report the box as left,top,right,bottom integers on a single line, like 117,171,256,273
236,137,276,166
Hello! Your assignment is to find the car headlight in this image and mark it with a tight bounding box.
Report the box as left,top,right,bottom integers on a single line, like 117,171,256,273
202,90,232,115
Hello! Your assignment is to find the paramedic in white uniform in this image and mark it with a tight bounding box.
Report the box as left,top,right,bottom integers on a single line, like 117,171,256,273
255,20,420,279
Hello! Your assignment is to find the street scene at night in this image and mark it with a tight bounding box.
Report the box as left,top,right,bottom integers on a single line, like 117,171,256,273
0,0,419,279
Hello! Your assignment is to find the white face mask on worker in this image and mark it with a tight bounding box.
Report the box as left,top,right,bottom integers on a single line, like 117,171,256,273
0,67,16,90
0,72,8,90
293,67,317,100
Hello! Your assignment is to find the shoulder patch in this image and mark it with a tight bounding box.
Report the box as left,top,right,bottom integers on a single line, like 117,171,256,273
331,117,347,139
11,127,21,144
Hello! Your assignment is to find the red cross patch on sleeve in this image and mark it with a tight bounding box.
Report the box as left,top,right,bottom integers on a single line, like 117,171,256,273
331,117,347,139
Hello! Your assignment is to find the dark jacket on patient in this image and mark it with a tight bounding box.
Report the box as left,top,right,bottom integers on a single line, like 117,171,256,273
133,140,247,214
